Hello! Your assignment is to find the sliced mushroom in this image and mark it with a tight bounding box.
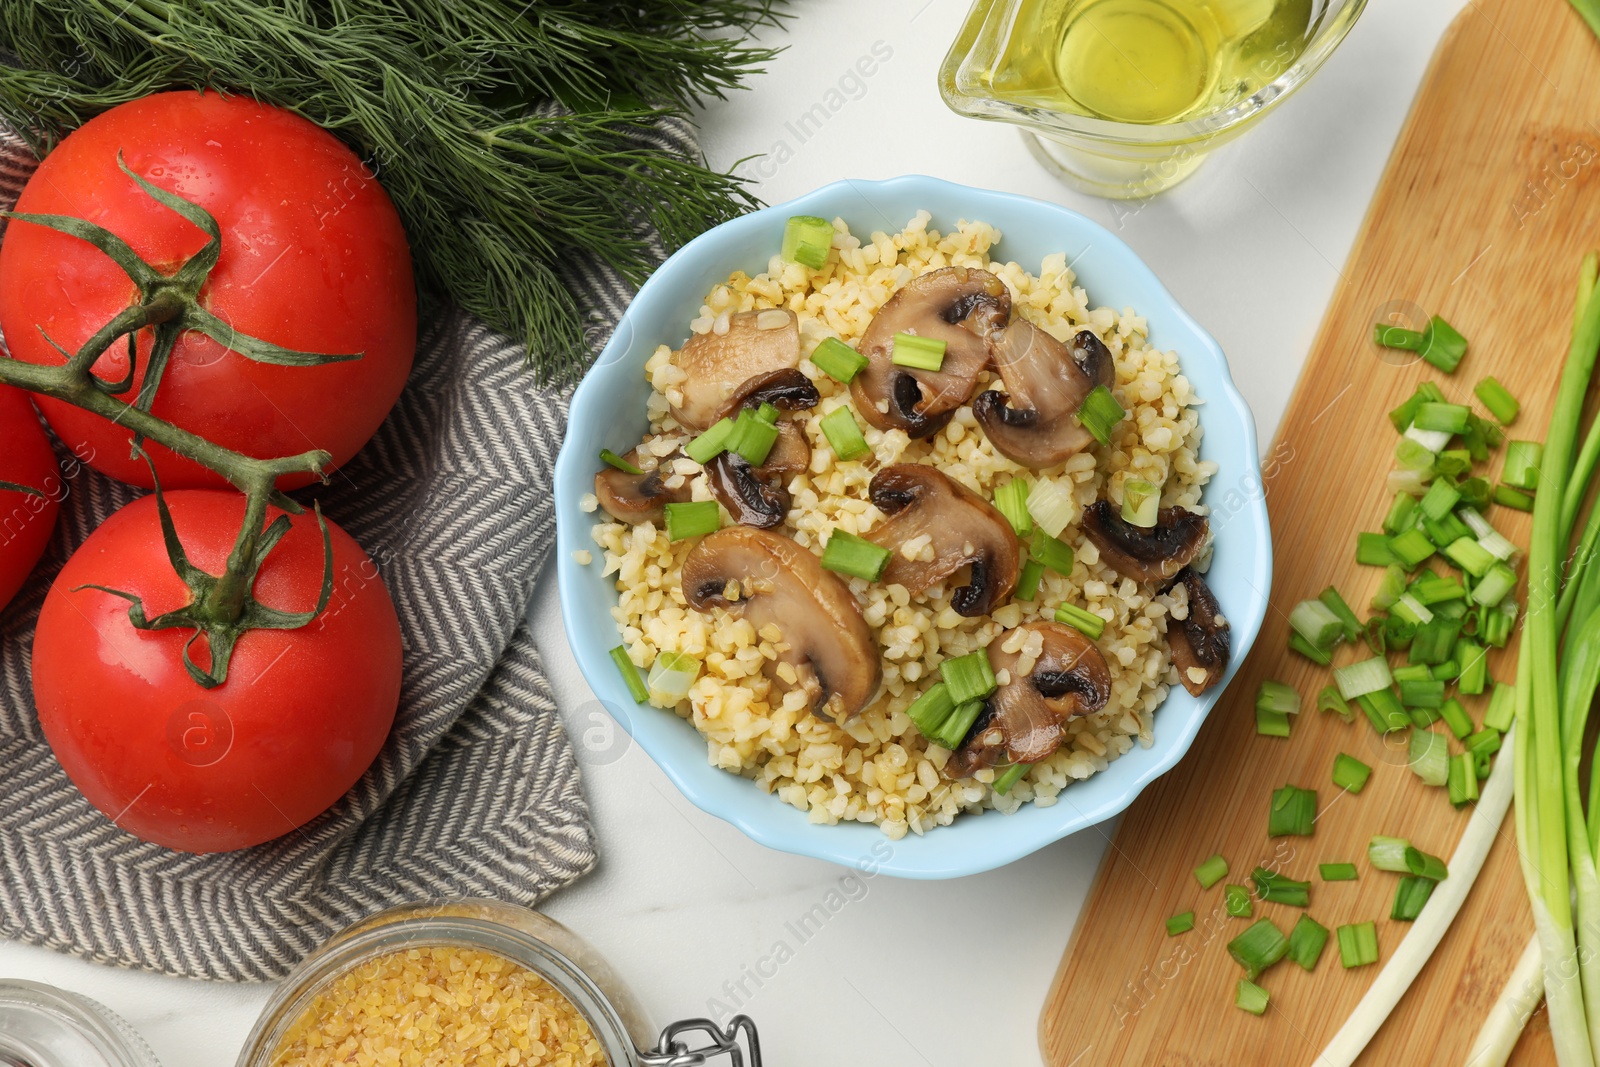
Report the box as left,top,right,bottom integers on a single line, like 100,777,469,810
704,370,817,528
671,309,801,431
973,324,1114,467
683,526,881,722
946,622,1112,777
594,448,690,525
1081,499,1209,583
850,267,1011,438
1166,568,1230,696
864,464,1019,617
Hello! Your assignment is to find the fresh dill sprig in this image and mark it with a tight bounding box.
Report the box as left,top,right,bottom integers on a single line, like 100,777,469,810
0,0,784,382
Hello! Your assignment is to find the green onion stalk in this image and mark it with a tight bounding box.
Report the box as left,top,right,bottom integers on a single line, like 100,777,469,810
1512,255,1600,1066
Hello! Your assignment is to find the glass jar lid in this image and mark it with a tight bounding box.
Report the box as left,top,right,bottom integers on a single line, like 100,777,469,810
0,980,162,1067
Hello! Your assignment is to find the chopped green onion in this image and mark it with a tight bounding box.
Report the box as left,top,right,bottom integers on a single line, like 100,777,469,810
1030,529,1075,574
1474,749,1494,780
1391,593,1433,626
1397,433,1443,467
1235,978,1270,1016
906,683,957,741
599,448,643,474
1456,638,1488,695
1475,375,1520,424
1409,729,1449,787
1375,322,1427,351
664,500,721,541
1419,315,1468,373
1317,587,1362,641
610,645,649,703
1389,468,1431,497
1458,476,1492,511
931,699,986,751
1014,558,1045,602
1360,688,1410,734
1268,784,1317,837
647,650,702,701
1444,536,1497,577
1502,440,1544,490
727,407,779,465
1399,678,1445,709
1320,862,1359,881
1390,381,1447,431
1333,753,1372,793
1337,921,1379,968
1405,846,1449,881
1026,480,1076,539
994,762,1031,795
1483,681,1516,732
1287,915,1330,971
1391,876,1436,922
1411,571,1467,604
1419,478,1461,520
1470,561,1518,606
1317,685,1354,723
1289,632,1333,665
1424,510,1474,548
1256,680,1301,716
685,417,737,464
1465,728,1502,756
1428,660,1459,681
756,402,779,424
1372,565,1408,611
1369,835,1411,872
1436,448,1473,478
1290,599,1345,649
1121,479,1160,527
940,650,997,705
820,530,891,581
1055,603,1106,640
809,337,869,383
1167,910,1196,937
1448,751,1480,807
1439,697,1474,739
1256,705,1291,738
1385,493,1419,534
1335,656,1393,700
1458,508,1518,561
1253,866,1311,907
819,406,870,461
782,215,834,268
1493,484,1535,511
1358,532,1403,567
890,332,946,371
1389,527,1437,568
1415,402,1471,434
993,478,1033,538
1408,616,1462,665
1225,883,1253,918
1076,385,1125,446
1194,854,1229,889
1229,919,1290,979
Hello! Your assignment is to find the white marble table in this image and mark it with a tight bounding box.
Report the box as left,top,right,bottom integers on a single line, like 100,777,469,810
0,1,1473,1062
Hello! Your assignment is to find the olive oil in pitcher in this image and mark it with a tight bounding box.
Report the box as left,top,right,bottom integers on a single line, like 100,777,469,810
977,0,1318,125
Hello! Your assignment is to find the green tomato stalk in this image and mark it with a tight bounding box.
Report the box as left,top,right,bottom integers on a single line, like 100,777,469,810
0,156,354,688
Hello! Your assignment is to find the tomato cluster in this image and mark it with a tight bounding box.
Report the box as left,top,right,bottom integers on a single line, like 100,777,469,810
0,93,413,853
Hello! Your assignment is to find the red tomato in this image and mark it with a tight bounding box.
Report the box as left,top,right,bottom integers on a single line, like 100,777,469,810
0,91,415,490
32,490,401,853
0,385,60,612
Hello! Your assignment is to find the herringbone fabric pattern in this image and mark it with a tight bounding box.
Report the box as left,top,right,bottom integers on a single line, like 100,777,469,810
0,114,665,979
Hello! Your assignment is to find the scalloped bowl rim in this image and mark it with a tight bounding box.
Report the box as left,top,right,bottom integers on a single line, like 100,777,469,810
555,175,1271,879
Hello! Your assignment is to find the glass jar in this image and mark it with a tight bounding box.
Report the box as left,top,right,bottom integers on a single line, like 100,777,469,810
235,900,761,1067
0,980,163,1067
939,0,1367,199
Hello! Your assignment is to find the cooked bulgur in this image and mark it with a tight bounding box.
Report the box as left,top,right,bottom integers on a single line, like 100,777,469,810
270,946,605,1067
586,211,1217,839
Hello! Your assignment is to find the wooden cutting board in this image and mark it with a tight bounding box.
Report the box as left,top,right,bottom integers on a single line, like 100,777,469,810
1039,3,1600,1065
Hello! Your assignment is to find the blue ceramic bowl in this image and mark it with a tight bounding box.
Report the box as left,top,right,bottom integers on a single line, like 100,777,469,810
554,176,1271,879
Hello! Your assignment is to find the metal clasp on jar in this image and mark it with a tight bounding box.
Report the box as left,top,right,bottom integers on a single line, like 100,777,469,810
640,1015,761,1067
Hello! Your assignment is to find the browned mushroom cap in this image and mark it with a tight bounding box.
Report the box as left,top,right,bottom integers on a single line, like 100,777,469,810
683,527,882,722
850,267,1010,438
864,464,1019,617
1081,499,1209,584
713,367,820,426
1166,568,1230,696
671,309,801,431
704,371,817,528
946,622,1112,777
594,449,691,525
973,324,1114,467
